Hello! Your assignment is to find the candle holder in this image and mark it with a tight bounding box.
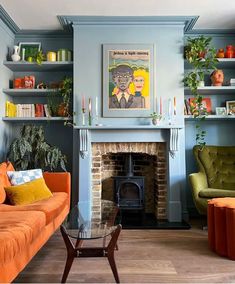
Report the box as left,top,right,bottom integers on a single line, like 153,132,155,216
88,111,92,126
82,108,86,126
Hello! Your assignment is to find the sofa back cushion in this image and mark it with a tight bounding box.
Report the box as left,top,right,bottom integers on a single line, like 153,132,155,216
0,162,14,203
194,145,235,190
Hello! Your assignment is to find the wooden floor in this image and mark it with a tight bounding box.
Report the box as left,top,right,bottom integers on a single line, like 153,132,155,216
14,220,235,283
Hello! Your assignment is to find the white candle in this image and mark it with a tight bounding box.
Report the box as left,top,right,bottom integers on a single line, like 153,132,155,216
160,97,162,115
174,97,176,115
95,97,98,116
168,98,172,117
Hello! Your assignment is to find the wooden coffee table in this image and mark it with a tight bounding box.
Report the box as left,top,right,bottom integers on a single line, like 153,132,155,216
60,200,121,283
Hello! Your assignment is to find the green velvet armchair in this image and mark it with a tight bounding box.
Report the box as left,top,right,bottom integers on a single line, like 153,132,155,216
189,145,235,215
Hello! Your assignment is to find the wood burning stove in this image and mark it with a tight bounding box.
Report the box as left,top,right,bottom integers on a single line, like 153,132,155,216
113,154,145,212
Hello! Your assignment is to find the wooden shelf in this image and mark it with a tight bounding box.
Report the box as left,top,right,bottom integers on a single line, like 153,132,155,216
3,61,73,72
2,88,58,97
185,115,235,121
2,117,72,122
185,58,235,70
184,86,235,95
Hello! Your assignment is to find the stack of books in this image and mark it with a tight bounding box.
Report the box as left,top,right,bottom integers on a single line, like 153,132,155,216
5,101,51,118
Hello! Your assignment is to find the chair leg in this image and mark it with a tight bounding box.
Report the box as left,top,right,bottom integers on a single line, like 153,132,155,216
107,252,120,283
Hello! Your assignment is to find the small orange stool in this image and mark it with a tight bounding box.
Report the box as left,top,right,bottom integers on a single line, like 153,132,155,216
208,198,235,260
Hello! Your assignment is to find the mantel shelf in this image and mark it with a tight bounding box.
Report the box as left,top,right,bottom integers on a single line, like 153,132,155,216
74,125,183,130
184,86,235,95
3,88,58,97
185,115,235,121
2,117,72,122
3,61,73,72
184,58,235,70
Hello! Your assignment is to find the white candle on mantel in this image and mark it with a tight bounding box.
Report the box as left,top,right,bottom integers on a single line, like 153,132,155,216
95,97,98,116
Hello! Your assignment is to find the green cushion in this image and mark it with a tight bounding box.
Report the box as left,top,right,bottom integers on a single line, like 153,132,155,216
194,146,235,190
199,188,235,198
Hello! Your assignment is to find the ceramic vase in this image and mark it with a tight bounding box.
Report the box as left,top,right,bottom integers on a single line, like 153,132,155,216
11,45,21,62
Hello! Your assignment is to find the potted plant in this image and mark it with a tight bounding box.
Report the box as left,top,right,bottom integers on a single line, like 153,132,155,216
7,125,67,171
27,50,45,65
57,77,73,118
184,36,218,146
150,112,162,125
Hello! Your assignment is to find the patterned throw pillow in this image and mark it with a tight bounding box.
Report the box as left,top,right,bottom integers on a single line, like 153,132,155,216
7,169,43,186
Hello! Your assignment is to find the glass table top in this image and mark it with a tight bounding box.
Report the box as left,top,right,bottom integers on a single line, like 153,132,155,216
62,200,119,240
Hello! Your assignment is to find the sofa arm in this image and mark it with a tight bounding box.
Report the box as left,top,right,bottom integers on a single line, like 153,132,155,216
189,172,208,199
43,172,71,198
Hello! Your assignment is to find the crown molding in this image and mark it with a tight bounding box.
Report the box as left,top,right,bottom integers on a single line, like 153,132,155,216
0,5,20,34
15,30,73,39
185,29,235,37
63,15,198,32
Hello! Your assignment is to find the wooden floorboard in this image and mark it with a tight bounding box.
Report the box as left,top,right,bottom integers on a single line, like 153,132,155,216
14,220,235,283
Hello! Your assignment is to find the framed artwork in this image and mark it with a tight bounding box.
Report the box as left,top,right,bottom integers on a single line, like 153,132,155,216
102,44,155,117
215,107,226,116
226,100,235,115
19,42,41,60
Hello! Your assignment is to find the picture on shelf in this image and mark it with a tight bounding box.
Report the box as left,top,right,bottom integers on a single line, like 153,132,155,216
19,42,41,61
215,107,227,116
102,44,155,117
189,97,212,114
226,100,235,115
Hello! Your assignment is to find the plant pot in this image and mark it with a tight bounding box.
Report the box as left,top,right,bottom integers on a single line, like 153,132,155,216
152,118,160,125
198,81,205,87
57,103,68,117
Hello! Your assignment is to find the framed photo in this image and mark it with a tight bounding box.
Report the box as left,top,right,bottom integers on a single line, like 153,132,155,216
102,44,155,117
189,97,212,114
19,42,41,60
215,107,227,116
226,100,235,115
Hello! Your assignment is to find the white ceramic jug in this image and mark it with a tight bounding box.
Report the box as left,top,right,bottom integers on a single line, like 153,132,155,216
11,45,21,62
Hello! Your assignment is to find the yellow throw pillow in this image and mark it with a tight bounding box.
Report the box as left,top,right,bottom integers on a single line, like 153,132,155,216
4,178,53,205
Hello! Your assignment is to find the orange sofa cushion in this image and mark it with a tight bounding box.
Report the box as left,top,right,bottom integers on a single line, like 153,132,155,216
0,211,46,265
0,192,68,225
0,162,14,203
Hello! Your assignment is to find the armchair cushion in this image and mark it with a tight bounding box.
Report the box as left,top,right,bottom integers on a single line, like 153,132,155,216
199,188,235,198
0,162,14,204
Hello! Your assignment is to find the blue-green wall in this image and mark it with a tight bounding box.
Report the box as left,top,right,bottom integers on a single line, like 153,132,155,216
0,18,14,161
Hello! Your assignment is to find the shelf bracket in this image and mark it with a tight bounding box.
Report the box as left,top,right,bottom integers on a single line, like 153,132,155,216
169,128,179,159
79,129,89,159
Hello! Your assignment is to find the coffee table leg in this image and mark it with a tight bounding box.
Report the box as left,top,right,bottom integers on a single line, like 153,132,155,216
60,226,77,283
107,252,120,283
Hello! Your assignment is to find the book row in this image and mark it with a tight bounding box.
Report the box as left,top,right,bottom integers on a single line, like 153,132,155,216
5,101,50,118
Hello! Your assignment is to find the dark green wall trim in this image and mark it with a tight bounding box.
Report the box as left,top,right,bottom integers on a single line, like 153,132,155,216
0,5,19,34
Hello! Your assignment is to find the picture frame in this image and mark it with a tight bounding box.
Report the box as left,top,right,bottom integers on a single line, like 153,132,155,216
19,42,41,60
102,44,155,117
226,100,235,115
215,107,227,116
189,97,212,114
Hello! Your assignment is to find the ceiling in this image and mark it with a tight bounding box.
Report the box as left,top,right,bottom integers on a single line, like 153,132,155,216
1,0,235,31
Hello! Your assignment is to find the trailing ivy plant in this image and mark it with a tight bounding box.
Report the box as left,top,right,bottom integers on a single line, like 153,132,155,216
7,125,67,171
184,35,218,147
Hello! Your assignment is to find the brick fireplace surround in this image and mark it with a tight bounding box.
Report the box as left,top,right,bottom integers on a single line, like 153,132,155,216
75,127,185,223
91,142,167,221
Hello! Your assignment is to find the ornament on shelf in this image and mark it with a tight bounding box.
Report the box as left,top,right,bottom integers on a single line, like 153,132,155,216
210,69,224,86
11,45,21,62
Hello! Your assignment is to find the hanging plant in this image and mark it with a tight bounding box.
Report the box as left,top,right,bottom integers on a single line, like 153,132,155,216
184,35,218,147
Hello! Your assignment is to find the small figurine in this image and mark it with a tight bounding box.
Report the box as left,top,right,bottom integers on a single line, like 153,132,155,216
36,82,47,89
216,48,225,58
210,70,224,86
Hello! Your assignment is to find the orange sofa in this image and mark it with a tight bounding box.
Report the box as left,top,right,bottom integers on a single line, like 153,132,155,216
0,162,71,283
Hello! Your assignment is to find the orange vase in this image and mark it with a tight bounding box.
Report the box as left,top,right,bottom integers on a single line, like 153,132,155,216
57,103,68,117
225,45,234,58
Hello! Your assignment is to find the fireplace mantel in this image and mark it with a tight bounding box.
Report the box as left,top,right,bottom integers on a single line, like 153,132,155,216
74,126,186,222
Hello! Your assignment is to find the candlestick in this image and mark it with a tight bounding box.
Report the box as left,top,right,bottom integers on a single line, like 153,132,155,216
168,98,172,125
160,97,162,115
173,96,176,115
82,95,86,110
88,98,92,126
82,107,86,126
95,97,98,116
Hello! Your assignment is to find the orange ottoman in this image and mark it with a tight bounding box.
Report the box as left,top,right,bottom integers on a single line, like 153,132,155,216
208,198,235,260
